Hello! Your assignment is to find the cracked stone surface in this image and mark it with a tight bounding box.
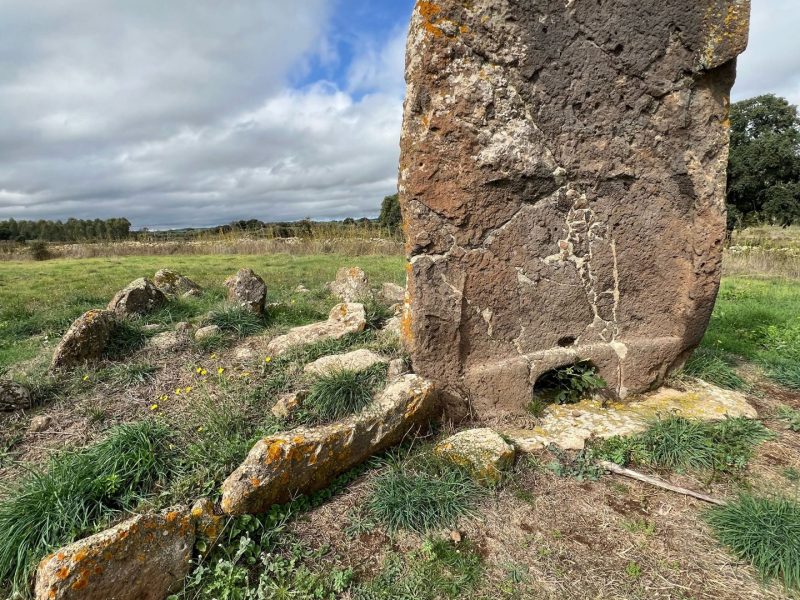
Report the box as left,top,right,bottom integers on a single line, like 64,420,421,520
435,428,515,485
399,0,750,417
501,380,757,452
266,303,367,356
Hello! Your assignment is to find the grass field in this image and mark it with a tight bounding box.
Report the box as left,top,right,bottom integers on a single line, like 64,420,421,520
0,254,404,370
1,251,800,599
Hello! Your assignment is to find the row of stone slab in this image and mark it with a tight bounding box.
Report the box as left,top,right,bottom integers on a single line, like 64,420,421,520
48,268,267,372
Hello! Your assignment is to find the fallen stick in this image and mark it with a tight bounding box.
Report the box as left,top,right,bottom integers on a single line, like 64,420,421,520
598,460,727,506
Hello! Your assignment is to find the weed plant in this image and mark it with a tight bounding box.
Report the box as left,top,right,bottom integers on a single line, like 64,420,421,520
303,364,388,423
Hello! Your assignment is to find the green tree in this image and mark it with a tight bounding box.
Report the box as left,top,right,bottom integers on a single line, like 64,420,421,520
379,193,402,231
727,94,800,227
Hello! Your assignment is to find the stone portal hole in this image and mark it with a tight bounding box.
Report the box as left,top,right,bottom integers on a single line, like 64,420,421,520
528,361,607,417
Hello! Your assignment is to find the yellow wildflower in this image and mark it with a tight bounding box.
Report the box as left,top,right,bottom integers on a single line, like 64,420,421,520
185,386,192,393
82,375,90,382
218,367,225,375
149,404,159,411
175,388,181,395
196,367,203,374
210,353,218,360
197,426,205,432
264,356,272,364
201,369,208,376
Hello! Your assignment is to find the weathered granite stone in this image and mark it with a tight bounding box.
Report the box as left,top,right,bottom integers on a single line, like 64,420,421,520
108,278,166,317
221,375,438,515
380,282,406,305
271,391,304,420
0,380,32,412
328,267,371,303
153,269,202,297
303,349,387,377
400,0,750,417
388,358,410,380
225,268,267,314
435,428,515,485
194,324,221,341
50,310,117,371
28,415,53,433
35,507,194,600
266,303,367,356
149,331,189,351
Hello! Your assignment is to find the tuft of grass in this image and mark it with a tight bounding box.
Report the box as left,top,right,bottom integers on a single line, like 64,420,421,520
777,405,800,432
354,537,483,600
103,318,148,359
0,421,174,595
207,304,264,337
99,362,158,386
681,347,748,390
594,416,773,474
303,363,388,423
767,363,800,390
706,494,800,590
367,450,485,534
361,296,393,331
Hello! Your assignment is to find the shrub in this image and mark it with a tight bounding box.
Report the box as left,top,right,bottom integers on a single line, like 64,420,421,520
706,494,800,590
0,421,174,595
361,296,393,331
532,361,606,406
304,364,387,423
27,240,51,261
367,451,484,534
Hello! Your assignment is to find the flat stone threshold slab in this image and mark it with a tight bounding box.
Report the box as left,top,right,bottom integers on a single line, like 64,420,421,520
502,381,756,452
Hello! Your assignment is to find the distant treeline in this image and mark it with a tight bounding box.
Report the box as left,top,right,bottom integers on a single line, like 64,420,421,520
0,218,132,242
0,194,404,243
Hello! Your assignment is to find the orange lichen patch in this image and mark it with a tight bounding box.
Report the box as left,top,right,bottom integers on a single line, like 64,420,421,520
191,506,204,518
71,570,90,590
56,552,65,561
73,548,88,563
165,510,180,523
249,477,261,487
266,439,286,463
55,566,70,581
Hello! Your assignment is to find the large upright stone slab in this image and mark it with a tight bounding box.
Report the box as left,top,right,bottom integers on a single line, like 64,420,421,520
400,0,749,417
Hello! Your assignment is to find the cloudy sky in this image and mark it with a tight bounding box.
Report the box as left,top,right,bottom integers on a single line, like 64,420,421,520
0,0,796,229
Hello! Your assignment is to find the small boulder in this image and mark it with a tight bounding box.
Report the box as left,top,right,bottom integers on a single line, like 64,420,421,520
222,374,437,515
108,278,166,317
0,380,32,412
328,267,371,303
149,331,188,351
295,284,310,294
175,322,194,333
141,324,163,333
387,358,409,380
380,282,406,305
35,507,195,600
383,316,402,337
28,415,53,433
266,303,366,356
303,349,386,377
153,269,202,297
225,268,267,314
194,325,221,341
50,309,117,371
435,428,515,486
271,391,305,420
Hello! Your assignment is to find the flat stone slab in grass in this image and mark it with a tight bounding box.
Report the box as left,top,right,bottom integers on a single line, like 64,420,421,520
0,380,32,412
221,374,438,515
50,309,117,371
380,282,406,305
435,428,515,485
303,349,386,377
35,507,194,600
266,303,367,356
107,277,166,317
502,380,758,453
194,324,221,341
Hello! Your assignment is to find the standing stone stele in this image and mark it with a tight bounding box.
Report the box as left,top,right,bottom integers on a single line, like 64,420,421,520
399,0,750,417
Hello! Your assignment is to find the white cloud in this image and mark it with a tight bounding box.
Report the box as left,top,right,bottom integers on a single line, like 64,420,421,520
732,0,800,105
